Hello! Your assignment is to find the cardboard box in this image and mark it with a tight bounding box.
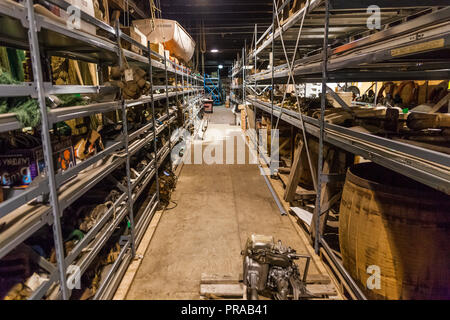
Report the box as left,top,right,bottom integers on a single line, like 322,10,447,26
52,137,76,174
150,43,164,55
0,137,75,188
241,109,247,131
121,26,143,55
134,27,147,46
0,146,44,188
165,50,170,64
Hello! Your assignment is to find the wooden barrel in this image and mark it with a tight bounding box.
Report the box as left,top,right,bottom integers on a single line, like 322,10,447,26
339,162,450,300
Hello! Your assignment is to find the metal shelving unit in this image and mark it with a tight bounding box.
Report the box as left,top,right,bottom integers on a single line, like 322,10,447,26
232,0,450,300
0,0,204,300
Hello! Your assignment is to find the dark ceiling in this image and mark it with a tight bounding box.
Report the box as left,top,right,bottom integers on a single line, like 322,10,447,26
158,0,273,74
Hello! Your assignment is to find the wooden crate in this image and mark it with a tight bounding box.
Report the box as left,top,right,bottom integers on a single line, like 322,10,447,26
200,273,338,300
121,27,142,55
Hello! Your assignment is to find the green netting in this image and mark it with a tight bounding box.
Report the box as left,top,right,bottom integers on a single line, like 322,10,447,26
56,94,87,107
0,70,41,127
6,48,25,82
0,70,91,128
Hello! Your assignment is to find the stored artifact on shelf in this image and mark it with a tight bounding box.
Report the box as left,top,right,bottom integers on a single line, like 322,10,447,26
339,162,450,300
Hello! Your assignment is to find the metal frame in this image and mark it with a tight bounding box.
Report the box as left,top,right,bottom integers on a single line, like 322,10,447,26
0,1,204,300
204,75,222,106
231,0,450,300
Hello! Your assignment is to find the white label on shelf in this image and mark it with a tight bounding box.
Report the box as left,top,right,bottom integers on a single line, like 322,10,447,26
124,69,134,82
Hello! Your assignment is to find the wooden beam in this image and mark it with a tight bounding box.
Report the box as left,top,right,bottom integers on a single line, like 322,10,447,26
310,149,335,241
428,92,450,113
284,140,304,203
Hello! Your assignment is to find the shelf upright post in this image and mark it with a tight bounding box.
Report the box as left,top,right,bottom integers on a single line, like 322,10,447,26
147,41,161,208
254,24,258,93
270,2,275,130
163,49,172,168
242,46,245,115
314,0,330,254
174,63,178,103
24,0,69,299
231,62,234,107
374,81,378,106
115,21,136,257
254,24,258,153
182,70,185,124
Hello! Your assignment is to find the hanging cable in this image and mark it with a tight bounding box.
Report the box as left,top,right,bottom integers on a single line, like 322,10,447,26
200,20,206,76
269,0,317,191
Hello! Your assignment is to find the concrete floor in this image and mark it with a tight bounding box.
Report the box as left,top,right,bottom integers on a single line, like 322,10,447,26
125,106,320,299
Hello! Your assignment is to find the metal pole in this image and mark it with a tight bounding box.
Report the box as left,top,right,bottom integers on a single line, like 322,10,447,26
374,81,378,106
148,41,161,208
163,50,172,168
254,24,257,93
242,46,246,136
315,0,330,254
25,0,69,299
271,2,275,133
182,70,185,124
175,62,179,111
254,24,258,153
117,22,136,257
271,0,317,191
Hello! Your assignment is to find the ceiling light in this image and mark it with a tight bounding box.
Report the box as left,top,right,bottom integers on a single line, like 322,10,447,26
211,49,219,53
218,65,223,69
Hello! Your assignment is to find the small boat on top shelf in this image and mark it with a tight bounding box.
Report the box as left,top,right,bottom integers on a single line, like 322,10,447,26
133,18,195,64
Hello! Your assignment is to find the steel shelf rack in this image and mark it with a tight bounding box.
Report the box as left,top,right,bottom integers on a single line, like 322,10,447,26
232,0,450,300
0,0,204,300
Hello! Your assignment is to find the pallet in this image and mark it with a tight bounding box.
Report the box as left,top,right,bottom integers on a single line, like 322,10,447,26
199,273,339,300
200,273,246,300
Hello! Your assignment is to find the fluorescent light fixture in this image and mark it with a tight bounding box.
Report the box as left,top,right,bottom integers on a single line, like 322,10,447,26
218,65,223,69
211,49,219,53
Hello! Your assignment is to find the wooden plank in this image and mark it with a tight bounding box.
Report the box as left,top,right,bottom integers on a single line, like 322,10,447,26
245,105,256,131
428,92,450,113
112,209,164,300
101,0,109,25
200,284,244,297
294,186,316,200
306,274,331,284
279,173,315,199
290,207,313,227
319,191,342,215
319,248,354,300
283,140,304,202
201,273,241,285
310,149,335,240
306,284,337,296
277,167,291,174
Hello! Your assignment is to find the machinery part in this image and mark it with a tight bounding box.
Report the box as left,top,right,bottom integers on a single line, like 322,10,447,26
345,85,361,99
242,234,312,300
